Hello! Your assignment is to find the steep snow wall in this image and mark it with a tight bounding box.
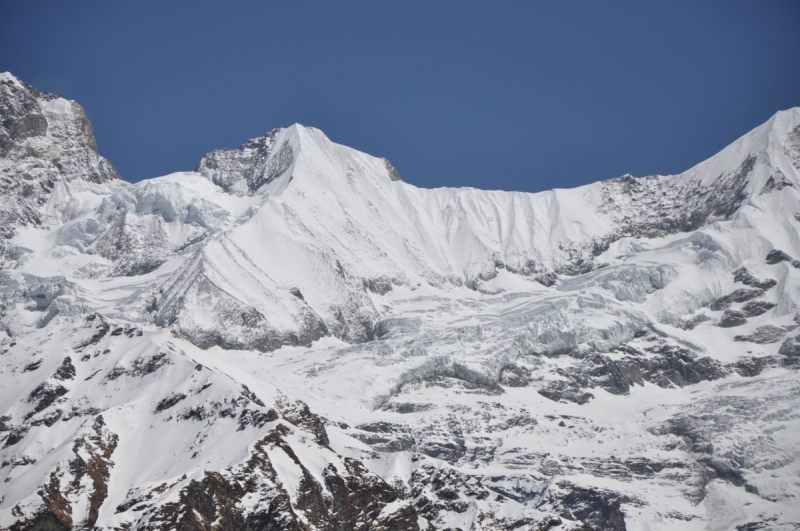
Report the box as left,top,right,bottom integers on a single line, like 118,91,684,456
151,110,800,351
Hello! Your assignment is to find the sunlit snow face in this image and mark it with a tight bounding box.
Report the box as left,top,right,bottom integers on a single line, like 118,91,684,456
3,74,800,531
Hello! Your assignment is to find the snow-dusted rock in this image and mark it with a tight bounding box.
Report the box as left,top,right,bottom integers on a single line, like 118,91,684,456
0,73,120,267
2,73,800,530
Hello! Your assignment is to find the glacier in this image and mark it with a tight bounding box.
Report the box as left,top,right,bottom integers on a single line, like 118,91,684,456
1,71,800,530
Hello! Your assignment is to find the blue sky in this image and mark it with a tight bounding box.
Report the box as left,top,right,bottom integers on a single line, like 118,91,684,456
2,1,799,191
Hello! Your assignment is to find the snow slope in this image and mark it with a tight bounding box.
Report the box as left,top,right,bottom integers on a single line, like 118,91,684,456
2,71,800,530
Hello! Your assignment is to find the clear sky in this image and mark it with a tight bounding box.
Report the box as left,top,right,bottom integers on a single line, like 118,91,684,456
2,1,799,191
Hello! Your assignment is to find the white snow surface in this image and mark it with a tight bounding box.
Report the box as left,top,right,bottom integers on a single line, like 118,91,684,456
2,92,800,530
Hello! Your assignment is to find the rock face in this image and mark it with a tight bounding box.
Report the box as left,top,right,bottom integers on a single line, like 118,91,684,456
196,128,295,195
0,73,120,261
2,74,800,530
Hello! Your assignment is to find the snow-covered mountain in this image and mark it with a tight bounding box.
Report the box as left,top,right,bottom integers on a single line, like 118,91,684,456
1,71,800,531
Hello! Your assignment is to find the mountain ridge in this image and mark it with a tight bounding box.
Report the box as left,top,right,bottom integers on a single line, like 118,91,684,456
2,73,800,531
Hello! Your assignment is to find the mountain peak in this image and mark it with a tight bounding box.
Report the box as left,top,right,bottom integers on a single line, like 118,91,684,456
195,123,401,196
0,71,23,88
0,73,120,250
3,75,800,531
